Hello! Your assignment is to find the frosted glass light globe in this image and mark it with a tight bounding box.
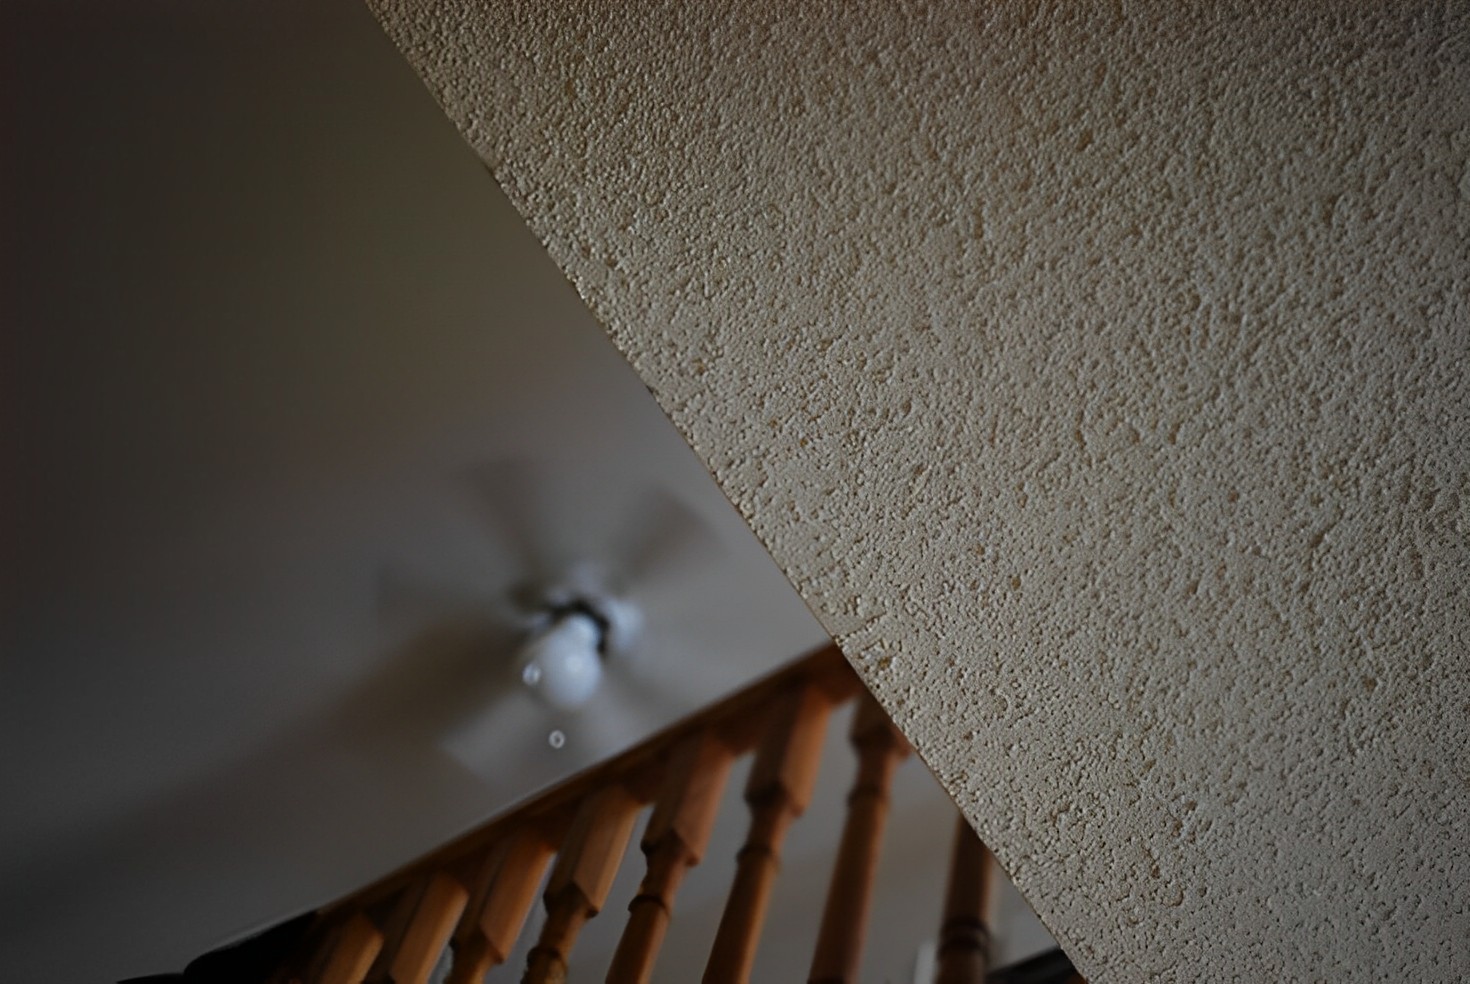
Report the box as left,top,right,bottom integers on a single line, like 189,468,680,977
518,613,603,710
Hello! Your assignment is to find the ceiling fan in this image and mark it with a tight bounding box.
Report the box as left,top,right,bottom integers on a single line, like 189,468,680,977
366,456,726,778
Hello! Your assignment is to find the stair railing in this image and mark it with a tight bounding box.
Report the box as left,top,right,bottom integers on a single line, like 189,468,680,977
266,643,1075,984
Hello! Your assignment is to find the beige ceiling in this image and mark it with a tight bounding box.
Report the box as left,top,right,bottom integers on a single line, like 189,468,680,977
370,2,1469,979
1,2,826,979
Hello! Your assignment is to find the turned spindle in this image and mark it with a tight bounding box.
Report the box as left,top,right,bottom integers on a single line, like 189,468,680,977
608,731,734,983
304,910,383,984
704,683,832,984
365,870,468,984
935,815,997,984
446,828,555,984
523,784,642,984
808,694,910,983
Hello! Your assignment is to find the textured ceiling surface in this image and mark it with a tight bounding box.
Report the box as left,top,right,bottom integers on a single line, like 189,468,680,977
370,2,1469,979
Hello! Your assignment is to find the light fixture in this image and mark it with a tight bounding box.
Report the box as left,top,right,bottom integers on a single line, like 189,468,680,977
518,611,604,710
515,570,643,713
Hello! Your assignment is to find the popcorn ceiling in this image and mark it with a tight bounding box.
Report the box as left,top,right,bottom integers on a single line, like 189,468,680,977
367,2,1468,979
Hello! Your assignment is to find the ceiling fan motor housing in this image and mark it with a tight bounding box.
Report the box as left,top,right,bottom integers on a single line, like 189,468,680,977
537,568,642,659
517,572,644,711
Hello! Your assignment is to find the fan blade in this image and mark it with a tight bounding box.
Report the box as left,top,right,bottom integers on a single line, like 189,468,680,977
558,698,638,761
442,687,633,797
607,486,725,592
334,617,524,748
375,569,521,637
594,658,706,742
461,457,565,587
441,686,554,778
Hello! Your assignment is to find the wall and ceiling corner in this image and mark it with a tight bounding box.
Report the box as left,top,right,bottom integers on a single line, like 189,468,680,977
367,2,1469,980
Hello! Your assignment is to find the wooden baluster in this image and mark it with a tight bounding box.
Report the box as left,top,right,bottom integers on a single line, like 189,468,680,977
608,732,735,983
365,870,469,984
304,911,384,984
934,815,997,984
808,694,911,984
446,828,556,984
704,683,832,984
523,784,642,984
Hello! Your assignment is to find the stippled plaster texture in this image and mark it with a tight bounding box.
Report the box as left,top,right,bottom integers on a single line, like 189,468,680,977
368,3,1469,979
